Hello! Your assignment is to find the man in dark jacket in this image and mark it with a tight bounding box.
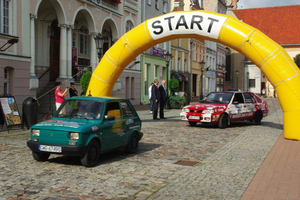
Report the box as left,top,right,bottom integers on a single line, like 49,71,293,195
159,80,167,119
151,79,160,120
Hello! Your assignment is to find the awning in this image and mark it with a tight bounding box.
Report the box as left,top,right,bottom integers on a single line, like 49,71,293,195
172,73,182,81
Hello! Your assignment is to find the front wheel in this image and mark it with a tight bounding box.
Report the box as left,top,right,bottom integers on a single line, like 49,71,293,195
32,151,50,161
81,140,100,167
189,121,197,127
126,133,139,154
252,111,262,125
218,114,228,129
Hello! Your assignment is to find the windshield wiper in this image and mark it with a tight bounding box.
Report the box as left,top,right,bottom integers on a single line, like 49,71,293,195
72,114,89,120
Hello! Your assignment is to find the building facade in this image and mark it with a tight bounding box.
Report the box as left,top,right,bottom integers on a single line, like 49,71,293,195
0,0,140,117
139,0,171,105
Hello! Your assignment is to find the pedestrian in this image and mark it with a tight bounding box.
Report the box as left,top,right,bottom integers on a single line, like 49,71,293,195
149,83,154,113
159,80,167,119
151,79,160,120
262,88,266,98
69,82,78,97
55,81,68,113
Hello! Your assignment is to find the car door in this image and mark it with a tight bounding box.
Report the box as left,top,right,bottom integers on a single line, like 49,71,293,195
230,93,246,121
120,101,139,145
101,101,127,150
243,92,256,119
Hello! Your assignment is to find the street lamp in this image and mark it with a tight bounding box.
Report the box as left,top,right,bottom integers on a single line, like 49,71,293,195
235,70,239,89
94,33,106,60
165,51,172,109
222,65,227,91
246,72,250,91
199,60,205,101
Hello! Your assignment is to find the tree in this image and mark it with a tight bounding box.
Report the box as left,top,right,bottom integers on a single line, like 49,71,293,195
294,54,300,68
80,71,92,95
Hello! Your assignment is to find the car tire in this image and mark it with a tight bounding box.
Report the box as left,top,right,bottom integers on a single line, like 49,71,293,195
81,140,100,167
32,151,50,162
189,121,197,126
126,132,139,154
252,111,262,125
218,114,228,129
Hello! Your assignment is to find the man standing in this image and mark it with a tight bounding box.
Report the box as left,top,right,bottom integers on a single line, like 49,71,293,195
149,83,154,113
159,80,167,119
151,79,160,120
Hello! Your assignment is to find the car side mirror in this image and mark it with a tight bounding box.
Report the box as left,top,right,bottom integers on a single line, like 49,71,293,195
104,115,115,121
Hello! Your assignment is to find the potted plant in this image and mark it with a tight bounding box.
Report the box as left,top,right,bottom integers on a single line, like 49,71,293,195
168,78,186,109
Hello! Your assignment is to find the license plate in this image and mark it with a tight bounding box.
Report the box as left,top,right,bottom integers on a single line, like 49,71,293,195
189,116,200,120
39,145,62,153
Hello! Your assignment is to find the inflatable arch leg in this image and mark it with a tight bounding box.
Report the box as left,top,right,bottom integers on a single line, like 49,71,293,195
87,10,300,140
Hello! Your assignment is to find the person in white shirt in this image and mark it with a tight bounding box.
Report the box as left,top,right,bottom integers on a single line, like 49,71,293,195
149,83,154,113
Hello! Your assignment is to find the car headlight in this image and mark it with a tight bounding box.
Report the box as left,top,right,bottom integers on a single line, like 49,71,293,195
70,132,79,140
32,129,40,136
182,108,189,112
203,109,214,114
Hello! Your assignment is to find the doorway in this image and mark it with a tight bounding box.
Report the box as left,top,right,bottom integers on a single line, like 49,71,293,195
50,19,60,81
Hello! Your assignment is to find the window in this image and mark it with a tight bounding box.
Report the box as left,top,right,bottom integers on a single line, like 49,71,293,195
79,26,88,55
163,1,167,13
125,20,134,33
121,101,133,118
233,93,244,104
243,93,255,103
178,39,181,47
155,0,159,10
0,0,9,34
177,58,180,71
249,79,256,88
131,77,135,100
105,102,121,119
184,59,187,72
4,68,9,94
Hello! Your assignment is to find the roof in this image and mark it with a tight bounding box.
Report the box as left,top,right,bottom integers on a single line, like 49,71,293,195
233,5,300,45
67,96,127,101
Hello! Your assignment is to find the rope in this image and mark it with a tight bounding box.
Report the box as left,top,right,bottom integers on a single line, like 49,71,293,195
36,65,92,100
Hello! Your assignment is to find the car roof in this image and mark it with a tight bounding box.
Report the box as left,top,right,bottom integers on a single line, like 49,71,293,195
66,96,128,101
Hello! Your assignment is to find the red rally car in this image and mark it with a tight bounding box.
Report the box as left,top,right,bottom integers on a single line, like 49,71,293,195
180,91,269,128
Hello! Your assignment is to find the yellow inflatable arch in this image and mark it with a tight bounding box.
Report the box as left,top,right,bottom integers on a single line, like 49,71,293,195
87,10,300,140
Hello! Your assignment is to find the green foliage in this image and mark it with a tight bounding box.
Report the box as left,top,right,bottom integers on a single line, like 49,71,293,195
168,95,186,109
168,78,179,94
80,71,92,94
294,54,300,68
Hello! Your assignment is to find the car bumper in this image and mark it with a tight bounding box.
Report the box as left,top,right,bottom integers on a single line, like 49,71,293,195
187,113,215,123
180,112,188,120
27,140,88,156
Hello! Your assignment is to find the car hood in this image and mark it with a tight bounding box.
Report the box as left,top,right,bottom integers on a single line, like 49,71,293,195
187,103,228,110
31,119,99,132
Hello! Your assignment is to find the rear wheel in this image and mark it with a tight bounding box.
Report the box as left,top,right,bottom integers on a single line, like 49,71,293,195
126,133,139,154
218,114,228,129
32,151,50,161
252,111,262,125
81,140,100,167
189,121,197,127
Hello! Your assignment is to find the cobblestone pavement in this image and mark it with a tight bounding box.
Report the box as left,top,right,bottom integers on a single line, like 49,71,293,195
0,98,282,200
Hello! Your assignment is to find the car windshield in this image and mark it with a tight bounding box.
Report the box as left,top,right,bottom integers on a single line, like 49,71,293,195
54,99,104,120
200,92,233,104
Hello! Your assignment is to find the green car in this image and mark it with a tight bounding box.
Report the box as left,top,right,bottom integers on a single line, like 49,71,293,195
27,96,143,167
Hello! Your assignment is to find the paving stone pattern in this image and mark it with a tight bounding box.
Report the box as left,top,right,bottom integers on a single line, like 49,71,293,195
0,98,282,199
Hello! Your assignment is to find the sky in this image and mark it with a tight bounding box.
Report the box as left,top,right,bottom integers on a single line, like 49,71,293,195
237,0,300,9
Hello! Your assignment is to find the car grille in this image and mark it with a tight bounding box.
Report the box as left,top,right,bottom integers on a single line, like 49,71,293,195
190,110,203,113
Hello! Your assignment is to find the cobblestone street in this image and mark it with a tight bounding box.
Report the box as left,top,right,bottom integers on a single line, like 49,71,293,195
0,98,283,199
